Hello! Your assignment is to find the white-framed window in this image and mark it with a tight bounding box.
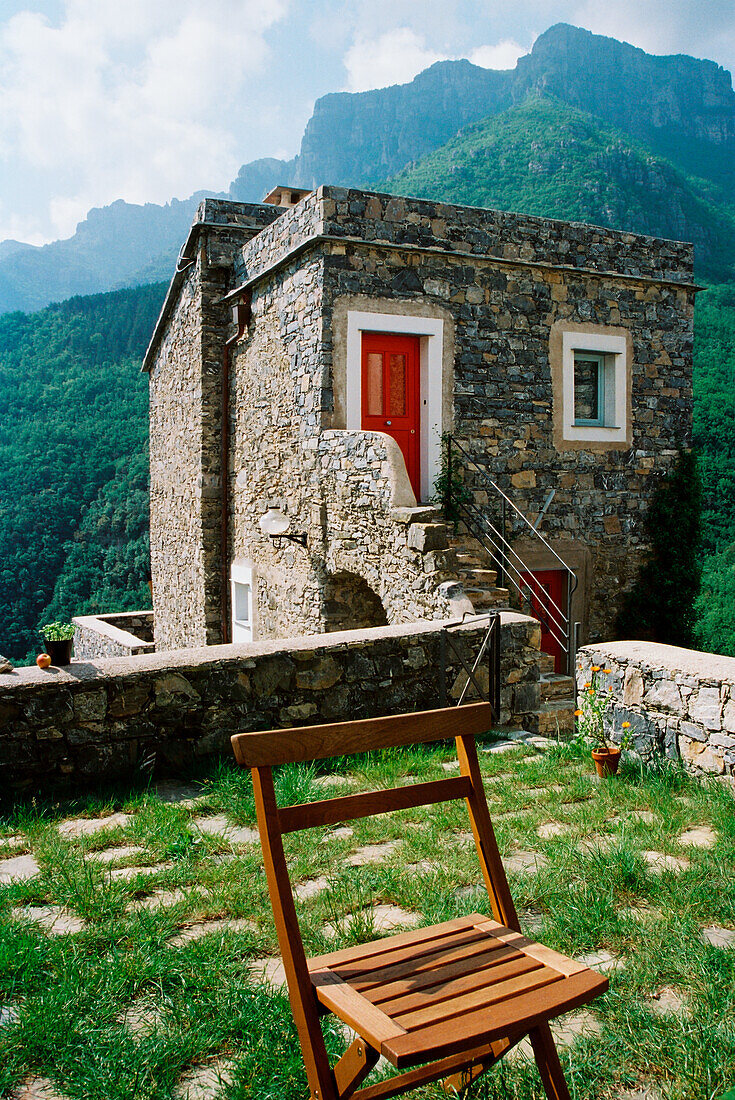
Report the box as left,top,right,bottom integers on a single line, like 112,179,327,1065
561,330,627,444
231,562,253,642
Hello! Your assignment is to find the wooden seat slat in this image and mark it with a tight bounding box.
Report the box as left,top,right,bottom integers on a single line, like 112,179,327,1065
361,942,522,1003
394,965,562,1032
474,922,589,978
383,969,608,1068
308,914,485,972
311,969,408,1047
376,954,543,1017
344,935,519,993
231,701,495,766
278,776,471,834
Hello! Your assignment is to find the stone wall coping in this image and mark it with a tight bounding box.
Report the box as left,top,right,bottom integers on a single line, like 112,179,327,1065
73,614,155,651
2,612,534,693
579,640,735,683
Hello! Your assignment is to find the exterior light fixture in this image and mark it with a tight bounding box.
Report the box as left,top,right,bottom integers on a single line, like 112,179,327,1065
259,506,307,549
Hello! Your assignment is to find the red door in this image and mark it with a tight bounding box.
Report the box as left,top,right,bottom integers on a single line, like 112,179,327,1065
520,569,567,673
361,332,421,499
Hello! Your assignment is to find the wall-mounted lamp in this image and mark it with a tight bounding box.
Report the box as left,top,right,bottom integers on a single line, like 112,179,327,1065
259,506,307,549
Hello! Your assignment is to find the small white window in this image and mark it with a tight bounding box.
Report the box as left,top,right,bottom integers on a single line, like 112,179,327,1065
561,330,628,444
231,563,253,642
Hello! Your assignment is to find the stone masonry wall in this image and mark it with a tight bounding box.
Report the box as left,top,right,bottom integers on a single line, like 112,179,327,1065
0,613,542,792
228,251,458,639
289,186,694,644
74,613,154,660
148,200,282,651
577,641,735,777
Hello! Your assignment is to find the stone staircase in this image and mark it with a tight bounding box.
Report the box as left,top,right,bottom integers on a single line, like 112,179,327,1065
447,532,510,611
447,530,576,738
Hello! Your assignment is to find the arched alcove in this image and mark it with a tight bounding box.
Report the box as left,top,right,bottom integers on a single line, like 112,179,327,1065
322,571,388,633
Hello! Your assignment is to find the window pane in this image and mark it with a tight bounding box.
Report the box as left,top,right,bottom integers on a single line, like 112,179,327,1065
366,352,383,416
387,353,406,416
234,582,250,625
574,356,601,422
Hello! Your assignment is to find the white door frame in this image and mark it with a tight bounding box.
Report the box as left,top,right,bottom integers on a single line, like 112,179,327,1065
345,310,444,503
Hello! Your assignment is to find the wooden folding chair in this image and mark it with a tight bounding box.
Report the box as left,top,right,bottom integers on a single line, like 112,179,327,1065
231,702,607,1100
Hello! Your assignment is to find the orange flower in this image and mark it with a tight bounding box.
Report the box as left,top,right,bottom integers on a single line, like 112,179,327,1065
584,681,591,689
622,721,631,729
591,665,600,672
603,668,612,674
574,709,583,717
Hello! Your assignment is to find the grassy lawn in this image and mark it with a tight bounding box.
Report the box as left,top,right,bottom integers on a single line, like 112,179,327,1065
0,736,734,1100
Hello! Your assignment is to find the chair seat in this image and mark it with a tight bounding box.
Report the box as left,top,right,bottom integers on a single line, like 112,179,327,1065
308,913,608,1069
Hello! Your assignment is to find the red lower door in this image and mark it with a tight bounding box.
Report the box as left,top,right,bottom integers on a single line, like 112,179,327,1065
520,569,567,673
361,332,421,499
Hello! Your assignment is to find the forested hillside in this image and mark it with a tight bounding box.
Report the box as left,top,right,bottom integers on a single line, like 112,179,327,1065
382,97,735,282
0,284,165,661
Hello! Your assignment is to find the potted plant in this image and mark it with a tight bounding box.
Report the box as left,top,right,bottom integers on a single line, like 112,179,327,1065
40,621,75,666
574,665,629,777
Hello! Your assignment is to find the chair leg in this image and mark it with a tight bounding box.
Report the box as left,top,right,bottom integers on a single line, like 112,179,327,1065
333,1038,379,1099
529,1023,572,1100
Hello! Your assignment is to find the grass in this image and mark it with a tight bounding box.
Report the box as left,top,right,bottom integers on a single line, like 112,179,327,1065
0,738,734,1099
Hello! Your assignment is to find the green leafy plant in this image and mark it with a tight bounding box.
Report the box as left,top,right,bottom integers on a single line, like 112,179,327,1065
432,431,473,526
574,665,617,750
40,620,76,642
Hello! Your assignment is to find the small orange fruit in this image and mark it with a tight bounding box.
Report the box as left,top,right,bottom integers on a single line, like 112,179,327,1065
36,652,52,669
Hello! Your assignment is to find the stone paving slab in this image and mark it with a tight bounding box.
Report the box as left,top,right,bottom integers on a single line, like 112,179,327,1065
646,986,687,1015
174,1060,235,1100
58,813,130,838
12,1080,70,1100
130,887,200,912
504,850,548,874
678,826,716,848
537,822,572,839
347,841,398,866
322,826,354,842
0,835,26,850
190,816,258,844
576,949,623,973
12,906,85,935
167,917,256,946
0,854,40,882
87,844,146,864
643,851,690,873
247,956,286,987
119,997,166,1037
294,876,329,900
0,1004,20,1027
108,862,173,881
154,782,206,806
552,1008,602,1046
701,925,735,948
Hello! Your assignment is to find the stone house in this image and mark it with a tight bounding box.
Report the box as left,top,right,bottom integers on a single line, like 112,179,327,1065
142,185,695,673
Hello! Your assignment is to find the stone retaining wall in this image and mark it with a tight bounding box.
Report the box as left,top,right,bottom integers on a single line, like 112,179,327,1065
73,612,155,660
577,641,735,776
1,612,542,793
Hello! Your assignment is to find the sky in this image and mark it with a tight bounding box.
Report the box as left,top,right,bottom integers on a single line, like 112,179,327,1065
0,0,734,246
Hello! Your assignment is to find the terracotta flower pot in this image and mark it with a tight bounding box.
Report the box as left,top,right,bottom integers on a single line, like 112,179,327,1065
591,746,621,778
44,638,73,666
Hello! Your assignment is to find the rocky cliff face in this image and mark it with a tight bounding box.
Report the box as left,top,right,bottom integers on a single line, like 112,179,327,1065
232,22,735,204
230,60,511,200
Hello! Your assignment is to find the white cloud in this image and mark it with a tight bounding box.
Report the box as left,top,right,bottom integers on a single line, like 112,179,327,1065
469,39,529,70
470,38,529,70
343,27,446,92
0,0,289,240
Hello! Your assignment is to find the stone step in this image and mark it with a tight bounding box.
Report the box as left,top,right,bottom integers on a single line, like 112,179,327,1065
464,587,511,610
456,567,498,587
540,673,575,702
525,699,576,737
537,651,556,676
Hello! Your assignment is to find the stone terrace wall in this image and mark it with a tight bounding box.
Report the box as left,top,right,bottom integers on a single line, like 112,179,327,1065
74,613,155,660
577,641,735,777
0,613,542,792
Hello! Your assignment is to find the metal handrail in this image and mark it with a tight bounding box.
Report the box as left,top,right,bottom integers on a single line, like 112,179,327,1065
444,434,578,674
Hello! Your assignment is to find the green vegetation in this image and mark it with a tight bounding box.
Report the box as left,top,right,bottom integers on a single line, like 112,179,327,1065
382,96,735,283
0,283,165,662
1,741,733,1098
39,622,75,642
